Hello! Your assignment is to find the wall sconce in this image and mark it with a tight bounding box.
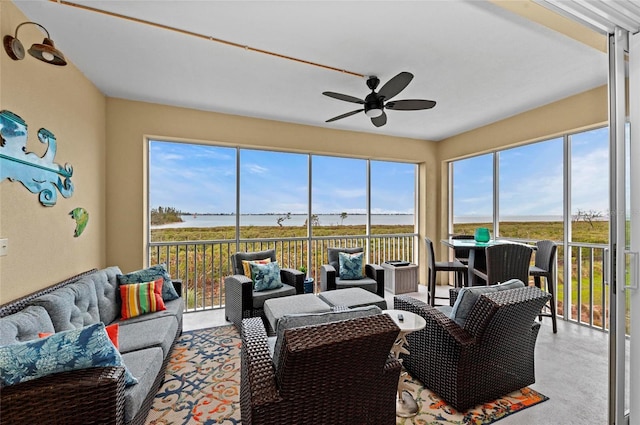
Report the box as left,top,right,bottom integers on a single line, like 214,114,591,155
3,21,67,66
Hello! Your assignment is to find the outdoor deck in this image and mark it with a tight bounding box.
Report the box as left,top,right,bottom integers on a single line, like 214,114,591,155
184,283,611,425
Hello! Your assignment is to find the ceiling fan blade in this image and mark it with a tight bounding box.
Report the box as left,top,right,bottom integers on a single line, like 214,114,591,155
326,109,364,122
385,99,437,110
371,112,387,127
322,91,365,104
377,72,413,101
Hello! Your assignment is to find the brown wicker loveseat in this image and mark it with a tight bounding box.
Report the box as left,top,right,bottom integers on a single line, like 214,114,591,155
0,267,183,425
240,311,402,424
394,285,551,411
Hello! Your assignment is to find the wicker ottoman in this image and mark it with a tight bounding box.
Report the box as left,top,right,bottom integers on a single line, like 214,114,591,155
319,287,388,311
263,293,332,334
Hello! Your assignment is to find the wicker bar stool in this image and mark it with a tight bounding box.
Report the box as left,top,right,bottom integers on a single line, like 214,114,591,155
450,234,474,265
425,237,467,307
529,240,558,333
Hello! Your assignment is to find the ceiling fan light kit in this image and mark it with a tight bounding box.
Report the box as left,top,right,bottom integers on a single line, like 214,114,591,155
3,21,67,66
323,72,436,127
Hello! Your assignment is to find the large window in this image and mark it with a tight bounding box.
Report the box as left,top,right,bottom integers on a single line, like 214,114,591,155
312,156,367,235
149,141,417,241
451,154,493,235
498,138,563,239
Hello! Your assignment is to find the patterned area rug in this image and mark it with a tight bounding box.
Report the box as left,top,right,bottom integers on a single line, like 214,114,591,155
146,325,548,425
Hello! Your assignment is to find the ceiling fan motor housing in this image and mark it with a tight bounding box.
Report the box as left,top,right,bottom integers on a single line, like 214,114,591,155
364,92,384,114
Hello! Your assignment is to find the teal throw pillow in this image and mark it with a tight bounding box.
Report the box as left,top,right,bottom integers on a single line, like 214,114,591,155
250,261,284,292
338,251,364,280
0,322,137,387
117,263,179,301
449,279,526,327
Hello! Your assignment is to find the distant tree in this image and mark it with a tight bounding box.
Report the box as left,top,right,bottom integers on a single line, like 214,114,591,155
277,212,292,227
340,212,348,225
572,209,604,228
304,214,321,227
150,206,183,225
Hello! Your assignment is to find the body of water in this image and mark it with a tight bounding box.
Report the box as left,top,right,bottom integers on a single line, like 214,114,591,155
151,214,567,229
152,214,414,229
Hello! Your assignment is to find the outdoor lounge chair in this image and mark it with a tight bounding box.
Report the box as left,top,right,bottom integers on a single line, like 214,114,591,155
320,247,385,297
394,285,551,411
224,249,304,329
240,313,401,424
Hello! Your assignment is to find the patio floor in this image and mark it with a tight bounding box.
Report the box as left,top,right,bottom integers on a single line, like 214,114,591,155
183,284,610,425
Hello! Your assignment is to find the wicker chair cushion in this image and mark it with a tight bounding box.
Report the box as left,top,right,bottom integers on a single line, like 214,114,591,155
0,306,55,346
272,305,382,367
450,279,525,327
0,322,137,387
338,251,364,279
29,280,101,332
117,263,180,302
251,284,297,309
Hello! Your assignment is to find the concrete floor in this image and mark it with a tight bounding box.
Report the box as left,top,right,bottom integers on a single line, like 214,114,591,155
183,284,610,425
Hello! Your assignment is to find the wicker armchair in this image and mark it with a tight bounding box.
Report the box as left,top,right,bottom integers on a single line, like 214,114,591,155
394,286,551,411
240,314,402,424
225,249,304,328
320,247,385,297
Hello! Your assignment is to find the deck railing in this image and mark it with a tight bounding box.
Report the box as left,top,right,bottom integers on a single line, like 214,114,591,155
149,233,416,312
150,235,624,334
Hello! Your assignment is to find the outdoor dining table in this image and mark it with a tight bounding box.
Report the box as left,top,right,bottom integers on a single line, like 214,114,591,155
441,238,533,286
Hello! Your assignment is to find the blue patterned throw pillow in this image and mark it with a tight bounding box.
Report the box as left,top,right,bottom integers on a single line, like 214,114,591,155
339,251,364,280
0,322,138,387
117,263,179,301
250,261,284,292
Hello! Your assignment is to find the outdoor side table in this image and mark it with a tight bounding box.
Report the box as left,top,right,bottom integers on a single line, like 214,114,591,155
382,262,419,294
383,309,427,418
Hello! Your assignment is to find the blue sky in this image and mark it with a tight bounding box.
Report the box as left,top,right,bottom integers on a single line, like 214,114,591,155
149,142,416,214
151,125,610,218
453,126,610,219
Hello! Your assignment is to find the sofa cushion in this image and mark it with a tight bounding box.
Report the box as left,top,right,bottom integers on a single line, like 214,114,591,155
0,306,55,346
272,305,382,368
450,279,526,327
122,347,163,423
89,266,122,325
117,263,180,302
250,261,284,292
0,322,137,387
29,280,100,331
118,315,178,357
119,279,166,320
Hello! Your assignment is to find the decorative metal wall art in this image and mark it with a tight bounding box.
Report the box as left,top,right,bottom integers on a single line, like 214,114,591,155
0,110,74,206
69,207,89,237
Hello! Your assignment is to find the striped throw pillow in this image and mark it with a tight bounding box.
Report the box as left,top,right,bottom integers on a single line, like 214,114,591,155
120,278,166,320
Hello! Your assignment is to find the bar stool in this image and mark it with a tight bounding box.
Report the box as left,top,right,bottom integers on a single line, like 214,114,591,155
529,240,558,333
425,237,468,307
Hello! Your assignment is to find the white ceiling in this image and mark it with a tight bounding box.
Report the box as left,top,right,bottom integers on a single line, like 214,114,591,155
11,0,608,141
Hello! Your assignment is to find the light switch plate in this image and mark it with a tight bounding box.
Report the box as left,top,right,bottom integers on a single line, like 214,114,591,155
0,238,8,256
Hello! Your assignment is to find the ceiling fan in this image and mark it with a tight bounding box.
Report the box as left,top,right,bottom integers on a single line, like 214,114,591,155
322,72,436,127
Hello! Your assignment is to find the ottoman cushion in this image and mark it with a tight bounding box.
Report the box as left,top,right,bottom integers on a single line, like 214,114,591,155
264,293,332,333
319,287,387,310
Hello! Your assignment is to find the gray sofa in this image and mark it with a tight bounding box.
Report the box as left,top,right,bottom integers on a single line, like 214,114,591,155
0,267,183,425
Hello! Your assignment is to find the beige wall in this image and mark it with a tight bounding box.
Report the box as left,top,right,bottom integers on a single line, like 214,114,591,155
105,98,437,282
0,1,107,303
